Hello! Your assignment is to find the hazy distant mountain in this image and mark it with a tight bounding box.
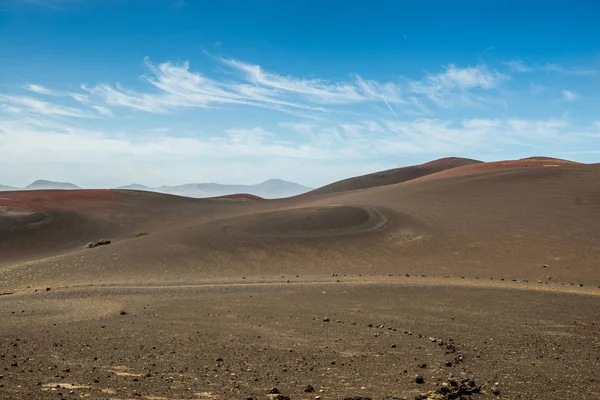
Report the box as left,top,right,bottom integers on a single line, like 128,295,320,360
116,183,152,190
25,180,81,190
2,179,310,198
0,180,80,191
119,179,312,199
250,179,313,198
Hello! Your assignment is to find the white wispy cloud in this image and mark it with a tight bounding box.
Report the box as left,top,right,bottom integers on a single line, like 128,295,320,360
0,95,92,118
70,93,89,103
504,60,595,76
92,105,113,117
375,117,593,154
504,118,571,140
278,122,315,135
82,59,327,114
22,83,92,104
0,117,335,163
25,84,54,95
503,60,534,73
1,104,24,114
545,64,595,76
223,58,407,108
406,64,508,107
428,64,505,89
562,90,577,101
83,83,172,113
277,117,591,157
70,57,508,118
223,58,369,104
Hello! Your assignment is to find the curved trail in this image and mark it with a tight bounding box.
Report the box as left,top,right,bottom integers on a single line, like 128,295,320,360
7,275,599,297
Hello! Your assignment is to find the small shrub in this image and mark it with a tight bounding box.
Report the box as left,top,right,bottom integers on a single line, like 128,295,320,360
87,239,111,248
134,231,149,238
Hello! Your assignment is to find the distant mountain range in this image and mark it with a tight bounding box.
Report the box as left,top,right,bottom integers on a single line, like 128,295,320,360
117,179,313,199
26,180,81,190
0,179,313,199
0,184,17,191
0,180,82,191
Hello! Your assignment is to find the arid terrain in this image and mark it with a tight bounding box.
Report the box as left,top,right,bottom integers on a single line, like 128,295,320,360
1,157,599,400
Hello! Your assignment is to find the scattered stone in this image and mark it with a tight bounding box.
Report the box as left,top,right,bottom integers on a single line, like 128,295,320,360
267,389,290,400
304,384,315,393
415,375,425,384
87,239,111,248
543,264,549,268
344,397,372,400
415,378,480,399
268,395,290,400
120,310,127,315
323,317,330,322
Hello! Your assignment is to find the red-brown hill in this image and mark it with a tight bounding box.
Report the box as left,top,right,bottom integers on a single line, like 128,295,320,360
0,189,268,266
309,157,482,195
408,156,581,184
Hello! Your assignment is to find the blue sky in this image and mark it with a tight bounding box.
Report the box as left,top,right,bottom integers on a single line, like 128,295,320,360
0,0,599,188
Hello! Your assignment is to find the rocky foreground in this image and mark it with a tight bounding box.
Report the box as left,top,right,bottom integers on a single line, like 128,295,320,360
1,281,599,399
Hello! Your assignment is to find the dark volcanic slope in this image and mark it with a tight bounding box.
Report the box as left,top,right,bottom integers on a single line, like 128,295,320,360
1,161,599,290
0,189,266,266
310,157,482,195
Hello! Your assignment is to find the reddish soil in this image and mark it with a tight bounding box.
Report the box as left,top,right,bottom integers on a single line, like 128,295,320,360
212,193,264,200
409,157,580,184
0,189,127,212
